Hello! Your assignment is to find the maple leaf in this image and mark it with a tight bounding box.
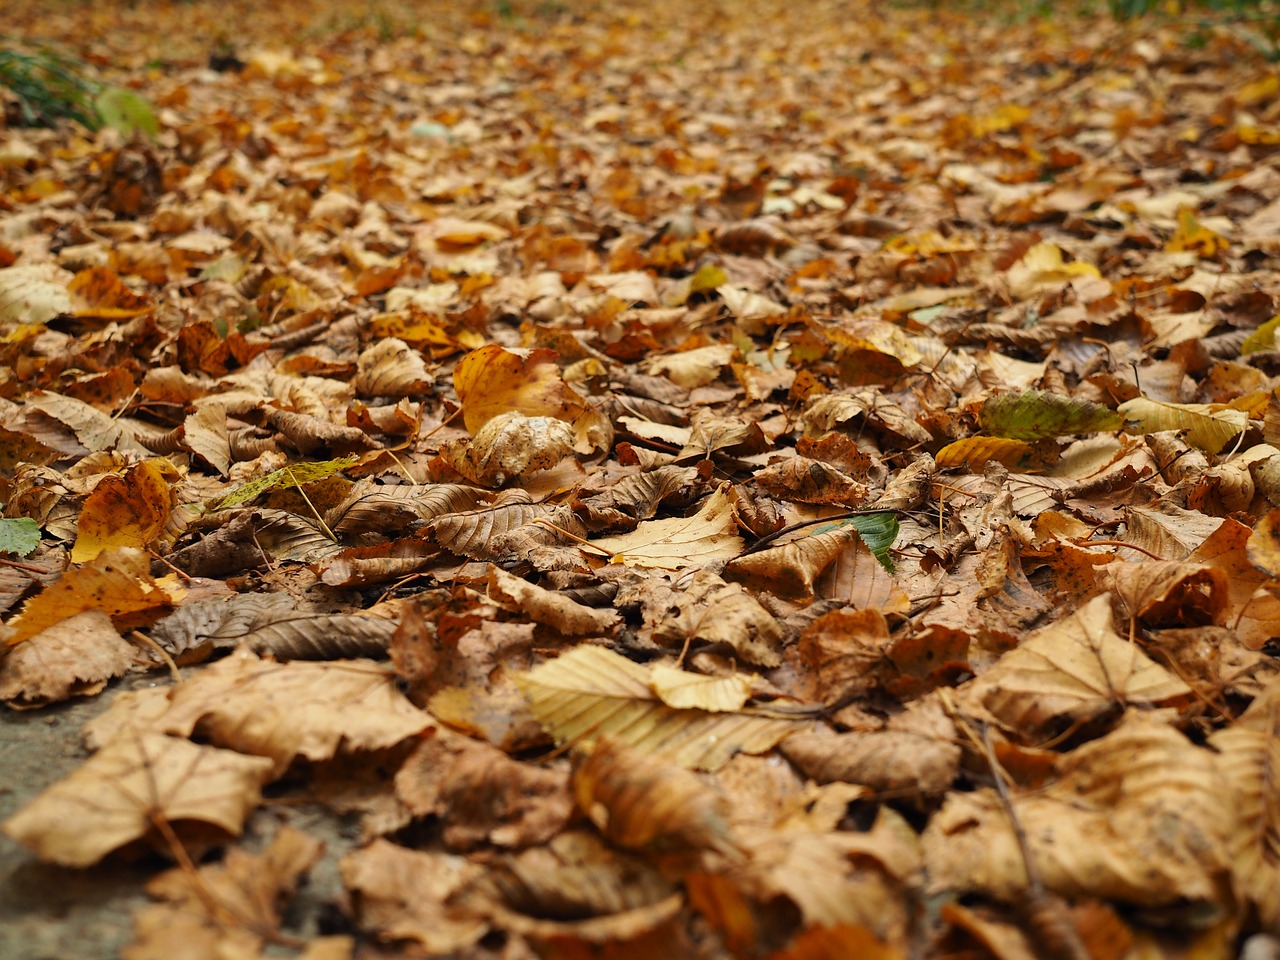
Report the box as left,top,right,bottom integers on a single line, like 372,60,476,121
2,732,273,867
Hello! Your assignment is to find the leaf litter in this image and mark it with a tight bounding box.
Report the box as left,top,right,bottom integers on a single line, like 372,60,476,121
3,0,1280,957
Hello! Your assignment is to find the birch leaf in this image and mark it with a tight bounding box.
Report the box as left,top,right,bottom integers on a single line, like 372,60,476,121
588,484,744,570
1118,396,1248,453
516,645,809,771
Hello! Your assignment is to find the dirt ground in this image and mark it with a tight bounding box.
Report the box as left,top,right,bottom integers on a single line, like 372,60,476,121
0,672,358,960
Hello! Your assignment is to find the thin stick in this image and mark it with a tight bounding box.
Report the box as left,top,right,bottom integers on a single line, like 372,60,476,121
131,630,182,685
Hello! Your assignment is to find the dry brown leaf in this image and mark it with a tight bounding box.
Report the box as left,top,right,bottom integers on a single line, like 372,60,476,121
149,593,396,662
724,525,865,599
0,609,136,708
2,732,273,867
161,650,432,774
780,696,961,798
467,829,680,941
394,730,572,849
123,826,323,960
963,594,1193,736
488,565,620,636
353,337,434,398
340,838,487,953
1208,723,1280,930
573,736,743,860
517,644,809,771
634,569,786,667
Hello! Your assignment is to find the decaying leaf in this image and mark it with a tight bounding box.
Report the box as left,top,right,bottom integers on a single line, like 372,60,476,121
924,713,1229,910
6,547,176,645
395,730,573,849
341,839,487,953
439,411,574,488
517,645,810,771
0,609,136,708
123,826,324,960
2,732,273,867
488,565,620,636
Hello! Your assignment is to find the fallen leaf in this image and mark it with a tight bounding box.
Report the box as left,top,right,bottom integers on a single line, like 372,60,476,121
2,732,273,867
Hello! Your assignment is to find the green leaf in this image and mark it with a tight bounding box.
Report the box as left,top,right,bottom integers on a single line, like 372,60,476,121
0,517,41,557
1242,315,1280,356
980,389,1123,440
214,456,358,510
815,512,899,573
94,87,158,140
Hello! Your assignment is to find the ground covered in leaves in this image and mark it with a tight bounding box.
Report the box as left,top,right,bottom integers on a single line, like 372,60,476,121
3,0,1280,957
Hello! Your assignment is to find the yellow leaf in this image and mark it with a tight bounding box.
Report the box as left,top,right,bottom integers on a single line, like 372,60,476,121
454,344,580,433
71,459,178,563
588,485,745,570
1117,396,1248,453
649,664,753,712
6,547,176,645
934,436,1033,471
516,645,809,771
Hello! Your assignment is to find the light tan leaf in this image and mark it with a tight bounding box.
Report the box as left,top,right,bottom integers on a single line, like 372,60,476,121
26,390,150,454
1118,396,1248,453
0,262,73,324
183,402,231,475
0,609,135,708
2,732,273,867
642,344,736,388
964,594,1192,734
161,650,432,774
517,645,809,771
650,664,753,712
341,839,488,954
488,565,620,636
123,826,323,960
588,484,745,570
439,411,574,488
573,736,743,858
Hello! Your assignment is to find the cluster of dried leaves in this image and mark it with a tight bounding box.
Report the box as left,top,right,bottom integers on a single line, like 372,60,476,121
4,0,1280,957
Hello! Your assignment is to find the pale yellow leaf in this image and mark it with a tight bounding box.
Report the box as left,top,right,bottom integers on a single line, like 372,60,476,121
516,645,809,771
588,484,744,570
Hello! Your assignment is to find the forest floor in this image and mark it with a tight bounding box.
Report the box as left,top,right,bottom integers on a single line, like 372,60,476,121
3,1,1280,959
